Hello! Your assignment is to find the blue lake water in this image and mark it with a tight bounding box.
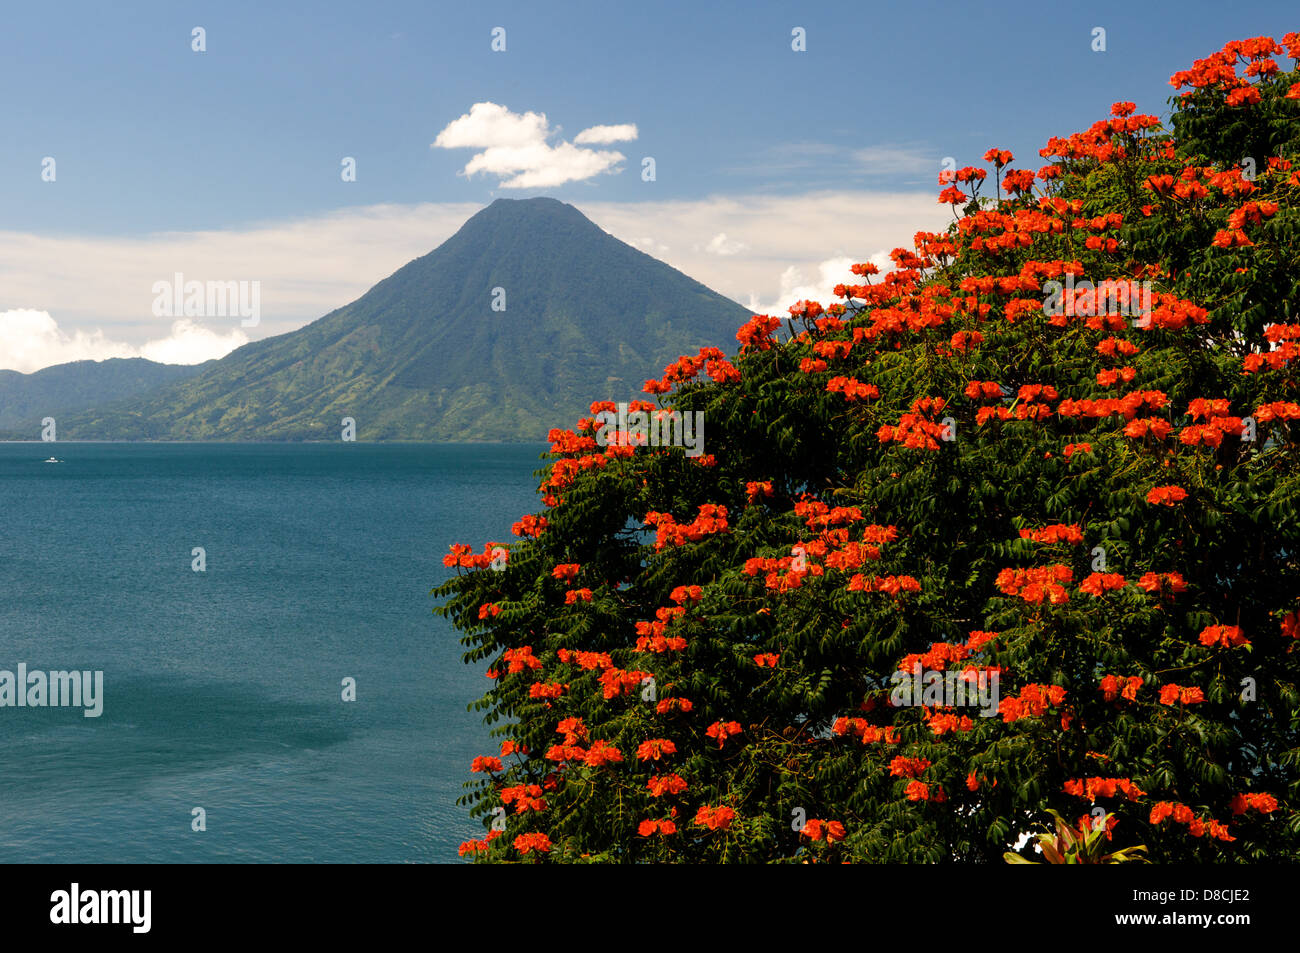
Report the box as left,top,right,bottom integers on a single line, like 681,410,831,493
0,442,544,863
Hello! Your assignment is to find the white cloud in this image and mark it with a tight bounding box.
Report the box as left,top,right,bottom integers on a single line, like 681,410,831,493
139,319,247,365
574,124,638,145
703,232,748,256
0,310,246,374
1,190,945,372
578,191,947,315
433,102,632,189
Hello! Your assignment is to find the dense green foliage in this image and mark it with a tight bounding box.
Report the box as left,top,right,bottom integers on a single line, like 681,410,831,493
438,36,1300,863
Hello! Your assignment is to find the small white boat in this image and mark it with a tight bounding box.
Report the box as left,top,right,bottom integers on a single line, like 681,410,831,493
44,457,60,463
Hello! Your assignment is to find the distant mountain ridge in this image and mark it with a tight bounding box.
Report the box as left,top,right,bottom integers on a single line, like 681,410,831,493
0,358,210,436
39,198,751,441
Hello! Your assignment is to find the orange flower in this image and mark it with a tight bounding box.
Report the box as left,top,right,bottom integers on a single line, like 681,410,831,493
513,832,552,855
638,818,676,837
646,773,688,797
583,739,623,768
551,563,580,583
1159,684,1205,705
1199,624,1248,648
1147,485,1188,505
705,720,743,748
636,738,678,761
694,805,737,831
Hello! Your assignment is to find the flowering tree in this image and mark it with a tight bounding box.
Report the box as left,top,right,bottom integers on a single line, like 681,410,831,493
436,34,1300,863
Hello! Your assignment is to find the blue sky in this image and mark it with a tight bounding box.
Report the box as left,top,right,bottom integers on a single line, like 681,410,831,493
2,0,1297,369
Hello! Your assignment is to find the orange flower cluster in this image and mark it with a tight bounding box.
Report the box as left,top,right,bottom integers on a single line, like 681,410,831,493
1243,323,1300,373
1124,417,1173,440
1229,792,1278,815
693,805,736,831
1019,523,1084,544
1100,675,1144,702
1144,295,1209,330
889,756,931,778
478,602,501,619
528,681,566,700
1097,366,1137,386
736,314,783,353
753,653,779,668
964,380,1004,400
513,832,553,855
557,649,613,670
1254,401,1300,422
444,542,507,569
999,684,1067,722
1147,485,1188,505
1062,441,1092,458
1180,398,1244,447
1149,802,1235,842
795,499,867,529
583,739,623,768
826,375,880,401
647,773,688,797
847,574,922,596
635,738,677,761
905,780,946,802
669,584,704,604
995,565,1072,604
551,563,580,583
1284,610,1300,640
470,755,503,774
800,819,847,841
1137,571,1187,596
1158,684,1206,705
1199,625,1248,648
1096,336,1141,357
512,514,547,537
564,588,593,604
833,717,900,745
745,481,774,503
501,784,547,813
1057,390,1169,419
644,505,729,551
598,666,652,700
502,646,541,674
656,696,694,714
637,818,677,837
705,720,743,748
923,707,975,736
1079,572,1127,596
876,397,950,450
1063,776,1147,801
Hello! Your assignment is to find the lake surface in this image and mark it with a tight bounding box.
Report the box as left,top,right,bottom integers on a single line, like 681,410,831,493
0,442,544,863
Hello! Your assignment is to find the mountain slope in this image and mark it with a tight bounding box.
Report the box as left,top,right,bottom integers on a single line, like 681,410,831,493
59,198,752,441
0,358,210,435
